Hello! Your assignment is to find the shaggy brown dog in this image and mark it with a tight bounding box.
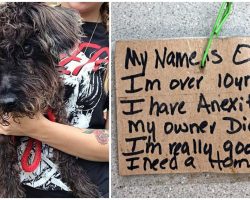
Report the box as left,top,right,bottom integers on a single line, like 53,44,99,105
0,2,100,198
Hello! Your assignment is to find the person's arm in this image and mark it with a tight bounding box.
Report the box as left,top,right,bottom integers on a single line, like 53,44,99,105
32,120,109,162
0,113,109,162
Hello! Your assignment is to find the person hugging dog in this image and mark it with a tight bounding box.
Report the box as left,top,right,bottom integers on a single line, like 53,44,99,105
0,2,109,198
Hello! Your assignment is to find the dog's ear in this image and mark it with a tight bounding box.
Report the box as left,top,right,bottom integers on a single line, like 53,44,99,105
26,3,81,57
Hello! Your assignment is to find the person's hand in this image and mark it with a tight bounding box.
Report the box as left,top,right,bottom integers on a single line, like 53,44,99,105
0,113,47,137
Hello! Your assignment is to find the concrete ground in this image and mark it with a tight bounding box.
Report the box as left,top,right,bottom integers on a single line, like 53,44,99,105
111,2,250,198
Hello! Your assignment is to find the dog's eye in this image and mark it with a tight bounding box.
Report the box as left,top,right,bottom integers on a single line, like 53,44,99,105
23,44,33,56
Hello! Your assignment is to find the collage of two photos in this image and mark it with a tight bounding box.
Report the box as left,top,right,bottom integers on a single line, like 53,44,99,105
0,0,250,198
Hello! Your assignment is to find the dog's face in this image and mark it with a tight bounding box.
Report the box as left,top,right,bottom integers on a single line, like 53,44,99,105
0,3,81,123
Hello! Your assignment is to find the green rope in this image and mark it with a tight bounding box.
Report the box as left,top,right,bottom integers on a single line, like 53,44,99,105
201,2,233,68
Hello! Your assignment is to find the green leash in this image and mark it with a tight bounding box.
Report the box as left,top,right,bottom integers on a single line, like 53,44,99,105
201,2,233,68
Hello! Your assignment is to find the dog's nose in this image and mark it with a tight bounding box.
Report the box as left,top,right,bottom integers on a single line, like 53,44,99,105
0,94,17,107
0,75,12,91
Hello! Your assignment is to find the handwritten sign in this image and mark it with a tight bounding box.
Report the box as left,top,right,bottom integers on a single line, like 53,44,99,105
115,37,250,175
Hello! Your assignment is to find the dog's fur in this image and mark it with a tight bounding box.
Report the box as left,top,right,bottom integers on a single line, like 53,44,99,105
0,3,100,197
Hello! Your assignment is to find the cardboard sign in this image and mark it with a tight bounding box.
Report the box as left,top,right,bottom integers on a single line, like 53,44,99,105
115,37,250,175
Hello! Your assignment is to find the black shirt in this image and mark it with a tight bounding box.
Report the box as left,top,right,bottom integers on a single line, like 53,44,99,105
21,22,109,198
73,22,109,197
